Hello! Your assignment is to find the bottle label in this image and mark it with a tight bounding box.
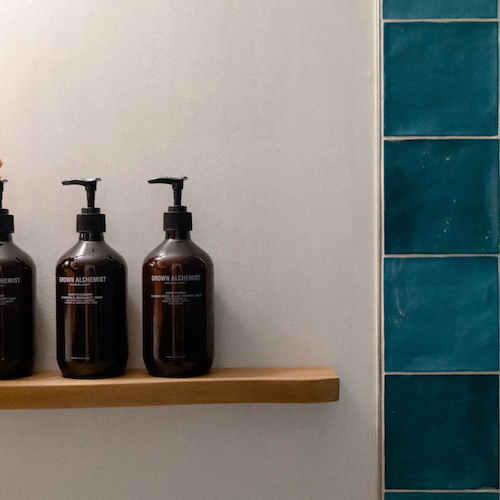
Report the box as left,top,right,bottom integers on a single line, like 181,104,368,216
58,276,107,283
150,274,203,305
0,277,21,284
145,267,210,365
0,277,21,306
59,275,107,305
151,275,201,282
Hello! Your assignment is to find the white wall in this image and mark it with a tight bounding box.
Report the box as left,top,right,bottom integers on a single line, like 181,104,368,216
0,1,377,499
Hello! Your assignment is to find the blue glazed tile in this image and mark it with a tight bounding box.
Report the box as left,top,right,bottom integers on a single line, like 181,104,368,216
384,257,499,372
386,494,499,500
383,0,497,19
384,23,498,136
385,375,499,489
384,139,499,254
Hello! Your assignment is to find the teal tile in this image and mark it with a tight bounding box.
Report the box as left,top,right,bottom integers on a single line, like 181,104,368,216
384,140,499,254
386,494,499,500
385,257,499,372
383,0,497,19
385,375,499,489
384,23,498,136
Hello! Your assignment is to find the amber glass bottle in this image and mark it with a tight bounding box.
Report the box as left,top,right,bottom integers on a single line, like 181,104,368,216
0,180,35,379
56,178,127,379
143,177,214,377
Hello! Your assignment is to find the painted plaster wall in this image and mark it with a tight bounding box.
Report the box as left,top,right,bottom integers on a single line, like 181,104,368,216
0,1,377,499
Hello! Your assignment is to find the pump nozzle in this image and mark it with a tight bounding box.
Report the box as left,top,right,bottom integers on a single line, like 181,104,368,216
62,178,106,233
148,177,187,207
0,179,8,211
148,176,192,232
62,178,101,211
0,180,13,233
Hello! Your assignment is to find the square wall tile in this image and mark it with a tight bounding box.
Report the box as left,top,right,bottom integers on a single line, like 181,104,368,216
385,375,499,489
386,494,499,500
384,139,499,254
385,257,499,372
384,23,498,136
383,0,497,19
384,257,499,372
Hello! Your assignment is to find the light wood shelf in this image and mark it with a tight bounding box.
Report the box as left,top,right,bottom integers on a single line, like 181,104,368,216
0,366,339,409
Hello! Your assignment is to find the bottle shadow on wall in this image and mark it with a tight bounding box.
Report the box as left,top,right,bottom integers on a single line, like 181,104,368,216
126,290,142,369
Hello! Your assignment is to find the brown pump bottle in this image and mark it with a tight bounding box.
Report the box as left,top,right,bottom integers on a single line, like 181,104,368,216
56,179,127,379
0,180,35,379
143,177,214,377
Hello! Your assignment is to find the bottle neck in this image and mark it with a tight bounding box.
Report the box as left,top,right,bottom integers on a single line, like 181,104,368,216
79,232,104,242
165,230,191,240
0,233,12,242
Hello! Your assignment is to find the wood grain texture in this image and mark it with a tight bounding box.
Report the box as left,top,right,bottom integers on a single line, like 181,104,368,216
0,367,339,409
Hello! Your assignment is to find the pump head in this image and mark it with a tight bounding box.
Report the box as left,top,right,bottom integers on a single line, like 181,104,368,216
148,177,192,232
0,179,8,211
0,180,14,233
62,178,106,233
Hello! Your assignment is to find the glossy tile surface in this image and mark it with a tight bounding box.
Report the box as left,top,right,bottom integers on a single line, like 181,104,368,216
384,257,499,372
384,23,498,136
385,375,499,489
383,0,497,19
386,494,499,500
384,140,499,254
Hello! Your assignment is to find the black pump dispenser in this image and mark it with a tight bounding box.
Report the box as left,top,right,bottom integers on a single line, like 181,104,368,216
148,177,192,232
62,178,106,233
143,176,214,378
57,177,127,379
0,181,14,234
0,175,35,380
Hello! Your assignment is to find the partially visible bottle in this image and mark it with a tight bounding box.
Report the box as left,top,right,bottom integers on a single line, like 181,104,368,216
56,178,127,379
143,177,214,377
0,179,35,379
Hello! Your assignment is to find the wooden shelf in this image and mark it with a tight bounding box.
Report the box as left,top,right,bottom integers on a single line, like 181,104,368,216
0,366,339,409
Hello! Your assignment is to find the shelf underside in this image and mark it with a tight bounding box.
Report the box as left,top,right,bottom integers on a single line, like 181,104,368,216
0,366,339,409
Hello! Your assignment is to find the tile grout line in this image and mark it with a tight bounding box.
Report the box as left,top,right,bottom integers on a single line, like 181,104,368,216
385,136,500,140
384,18,498,23
378,0,385,493
385,489,500,493
379,0,386,497
385,254,500,258
386,372,500,376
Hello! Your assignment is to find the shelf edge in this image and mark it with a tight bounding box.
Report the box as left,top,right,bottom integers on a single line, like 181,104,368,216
0,367,339,409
